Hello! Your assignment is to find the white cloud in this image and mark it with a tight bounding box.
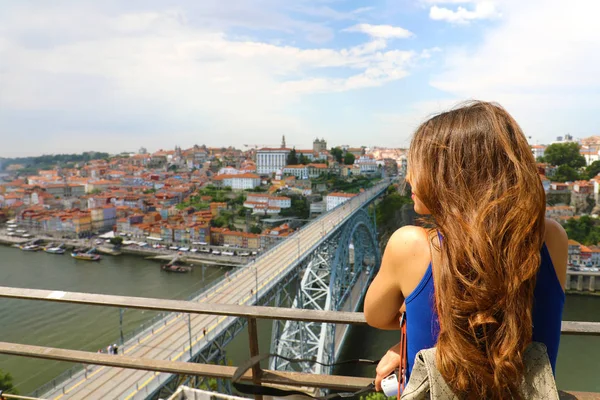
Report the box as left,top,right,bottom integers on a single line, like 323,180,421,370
429,1,500,23
343,23,414,39
422,0,479,3
0,3,424,154
428,0,600,142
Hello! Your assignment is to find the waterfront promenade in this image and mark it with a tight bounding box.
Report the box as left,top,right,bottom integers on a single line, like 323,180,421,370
39,182,387,399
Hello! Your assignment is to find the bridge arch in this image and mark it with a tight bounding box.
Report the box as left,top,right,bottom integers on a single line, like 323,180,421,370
271,206,381,377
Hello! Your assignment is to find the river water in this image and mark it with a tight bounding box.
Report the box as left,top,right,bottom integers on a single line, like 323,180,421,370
0,245,598,394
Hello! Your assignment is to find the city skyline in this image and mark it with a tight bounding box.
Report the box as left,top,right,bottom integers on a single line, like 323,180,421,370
1,0,599,157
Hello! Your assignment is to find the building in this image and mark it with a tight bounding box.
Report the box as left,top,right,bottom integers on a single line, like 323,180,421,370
212,173,261,190
545,205,575,220
587,245,600,266
568,239,581,266
282,164,328,179
573,181,593,194
256,136,290,175
256,148,290,175
580,148,600,166
325,192,357,211
283,165,307,179
354,155,379,175
531,145,546,159
243,194,291,215
313,138,327,153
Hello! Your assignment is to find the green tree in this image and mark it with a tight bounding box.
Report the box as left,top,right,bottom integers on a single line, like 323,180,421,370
211,216,227,227
0,369,18,394
376,190,413,228
109,236,124,247
542,143,586,168
287,148,299,165
583,160,600,180
250,225,262,234
552,165,580,182
330,147,344,163
344,152,356,165
563,216,600,246
298,153,309,165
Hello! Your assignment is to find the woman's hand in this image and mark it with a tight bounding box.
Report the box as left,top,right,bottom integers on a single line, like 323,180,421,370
375,342,402,391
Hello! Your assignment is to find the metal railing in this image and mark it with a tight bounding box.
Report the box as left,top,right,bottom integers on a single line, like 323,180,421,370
0,287,596,400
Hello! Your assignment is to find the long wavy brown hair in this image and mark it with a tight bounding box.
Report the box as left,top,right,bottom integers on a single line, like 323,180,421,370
408,101,546,399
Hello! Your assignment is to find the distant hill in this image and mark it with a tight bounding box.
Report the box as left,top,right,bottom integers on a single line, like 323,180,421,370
0,151,110,174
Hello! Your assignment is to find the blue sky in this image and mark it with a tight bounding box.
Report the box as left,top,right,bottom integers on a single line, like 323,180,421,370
1,0,599,156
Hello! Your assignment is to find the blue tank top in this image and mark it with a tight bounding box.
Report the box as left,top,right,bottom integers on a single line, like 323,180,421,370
404,243,565,377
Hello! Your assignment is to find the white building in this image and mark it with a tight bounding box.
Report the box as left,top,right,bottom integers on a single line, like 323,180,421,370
283,163,328,179
213,173,261,190
283,165,308,179
354,155,378,174
325,192,357,211
531,145,546,159
580,148,600,166
256,148,290,175
218,166,241,175
268,196,291,209
243,194,290,214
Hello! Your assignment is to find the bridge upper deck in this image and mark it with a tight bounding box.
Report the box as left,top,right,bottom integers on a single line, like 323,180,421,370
37,181,389,400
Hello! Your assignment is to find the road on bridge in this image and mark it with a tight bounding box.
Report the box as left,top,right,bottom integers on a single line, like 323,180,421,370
42,182,388,400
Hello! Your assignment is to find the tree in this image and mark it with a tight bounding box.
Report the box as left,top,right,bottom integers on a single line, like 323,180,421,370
287,148,299,165
298,154,309,165
552,165,580,182
109,236,124,247
563,216,600,246
542,143,586,168
0,369,17,394
330,147,343,164
583,160,600,180
344,152,356,165
250,225,262,234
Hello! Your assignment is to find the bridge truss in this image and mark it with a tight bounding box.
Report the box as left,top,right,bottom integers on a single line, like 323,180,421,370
270,208,381,375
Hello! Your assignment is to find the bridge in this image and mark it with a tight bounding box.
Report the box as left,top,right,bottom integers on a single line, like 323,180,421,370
33,180,390,399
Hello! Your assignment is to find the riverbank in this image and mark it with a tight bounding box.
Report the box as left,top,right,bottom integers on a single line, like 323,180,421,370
0,233,251,267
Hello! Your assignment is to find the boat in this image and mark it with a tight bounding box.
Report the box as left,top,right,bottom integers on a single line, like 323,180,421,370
71,252,101,261
21,244,40,251
161,263,192,273
222,251,234,256
212,250,221,255
46,245,66,255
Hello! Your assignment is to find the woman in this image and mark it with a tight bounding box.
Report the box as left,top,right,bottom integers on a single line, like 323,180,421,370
364,101,567,400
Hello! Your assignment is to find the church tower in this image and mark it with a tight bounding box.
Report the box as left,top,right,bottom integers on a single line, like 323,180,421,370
281,135,287,149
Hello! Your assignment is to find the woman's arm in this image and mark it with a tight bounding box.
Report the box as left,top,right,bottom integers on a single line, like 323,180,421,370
364,226,429,330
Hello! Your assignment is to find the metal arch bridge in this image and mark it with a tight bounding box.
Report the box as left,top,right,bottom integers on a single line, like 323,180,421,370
36,180,391,400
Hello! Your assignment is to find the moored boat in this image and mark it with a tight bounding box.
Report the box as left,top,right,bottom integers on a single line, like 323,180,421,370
20,244,40,251
71,252,101,261
46,246,66,255
161,263,192,273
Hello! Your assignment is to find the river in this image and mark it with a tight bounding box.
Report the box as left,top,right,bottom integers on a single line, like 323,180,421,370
0,245,599,395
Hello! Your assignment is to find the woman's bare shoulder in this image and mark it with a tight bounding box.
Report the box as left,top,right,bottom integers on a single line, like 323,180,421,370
387,225,431,257
544,218,568,289
386,225,432,296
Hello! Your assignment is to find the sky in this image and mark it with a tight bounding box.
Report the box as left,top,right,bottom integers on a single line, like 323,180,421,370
1,0,599,157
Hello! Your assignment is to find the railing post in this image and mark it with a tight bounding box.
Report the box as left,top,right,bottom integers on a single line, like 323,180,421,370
188,313,193,360
247,317,263,400
119,307,125,346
